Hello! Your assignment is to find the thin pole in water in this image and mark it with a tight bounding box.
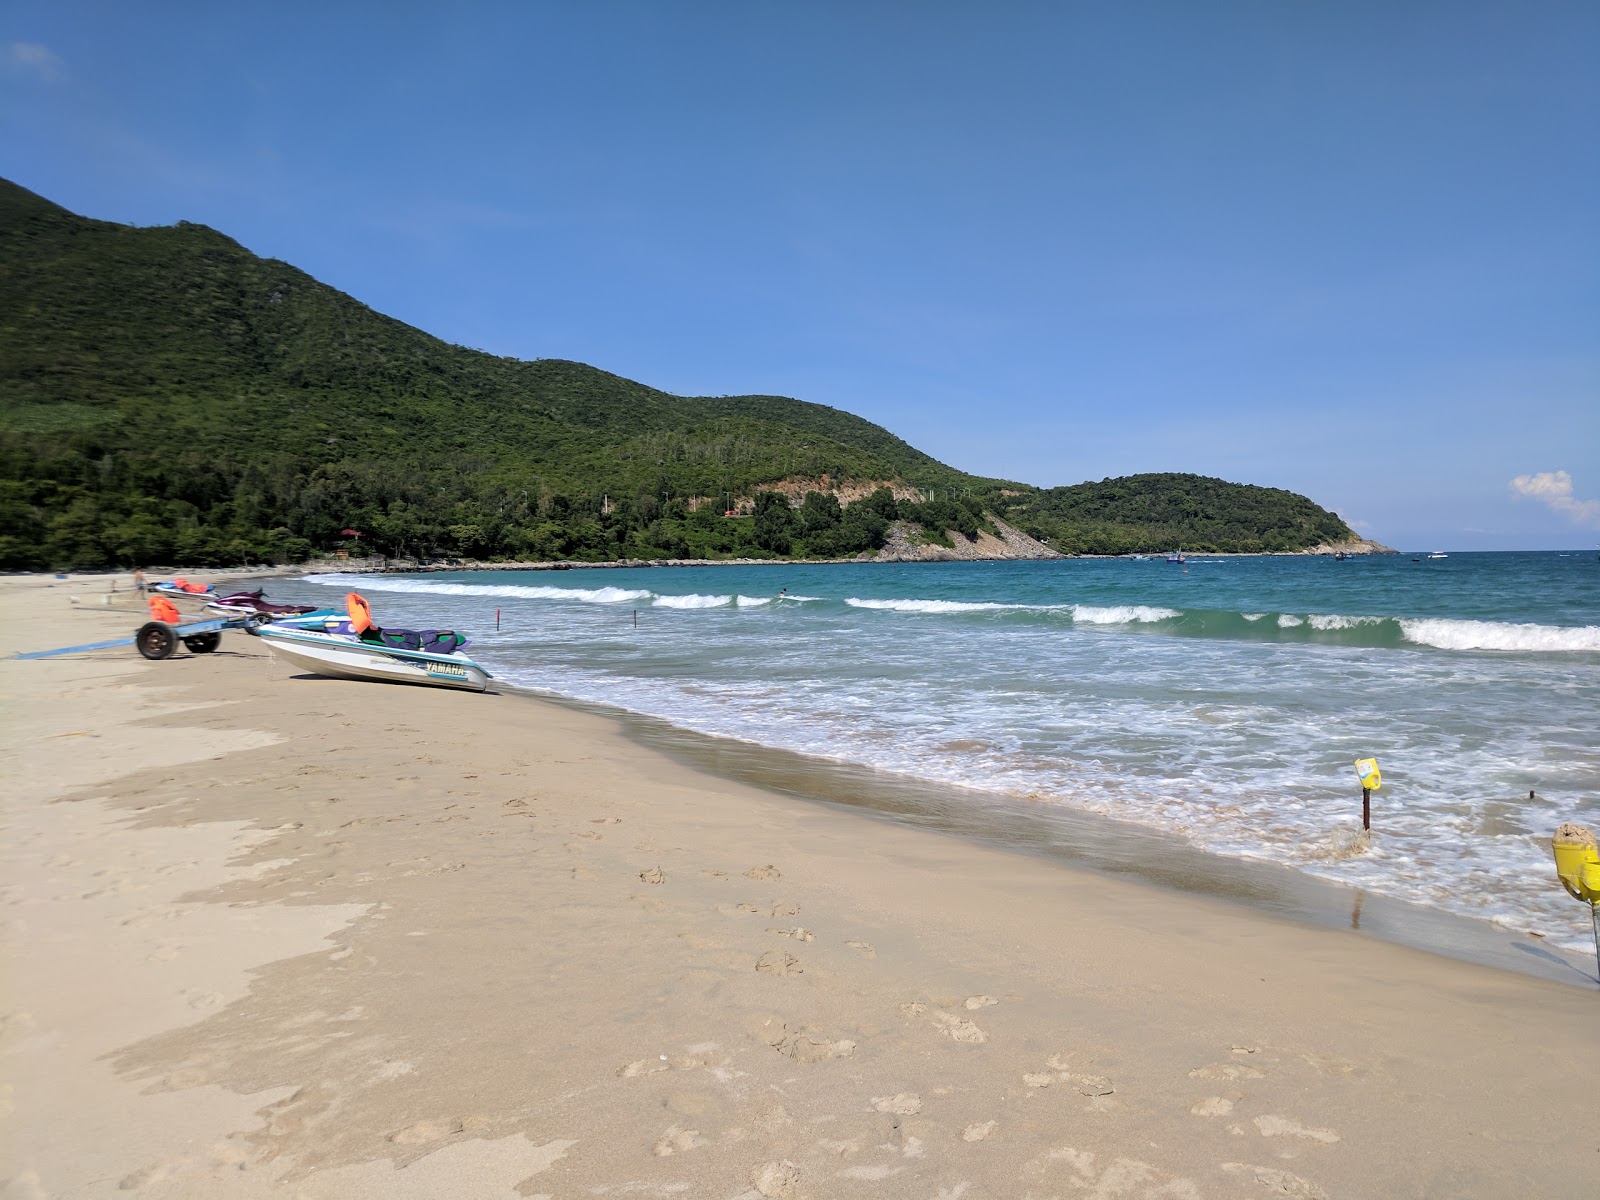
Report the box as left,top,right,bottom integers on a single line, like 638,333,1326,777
1362,787,1370,832
633,609,638,628
496,608,501,631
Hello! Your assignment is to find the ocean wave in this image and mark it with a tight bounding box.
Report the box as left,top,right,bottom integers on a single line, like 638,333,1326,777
1307,613,1385,631
1277,614,1305,628
303,575,650,604
654,593,732,609
845,597,1035,614
735,595,775,607
1069,604,1182,624
1399,618,1600,653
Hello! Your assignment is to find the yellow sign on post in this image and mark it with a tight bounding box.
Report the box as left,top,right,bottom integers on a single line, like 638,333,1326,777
1354,758,1381,790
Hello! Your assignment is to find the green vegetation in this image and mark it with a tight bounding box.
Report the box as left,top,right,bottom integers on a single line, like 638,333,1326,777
0,178,1356,569
995,474,1357,555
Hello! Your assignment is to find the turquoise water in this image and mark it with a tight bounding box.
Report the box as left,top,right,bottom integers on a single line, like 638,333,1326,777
292,552,1600,949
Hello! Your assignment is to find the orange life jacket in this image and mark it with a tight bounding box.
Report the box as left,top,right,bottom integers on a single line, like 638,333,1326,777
346,592,373,633
149,597,181,623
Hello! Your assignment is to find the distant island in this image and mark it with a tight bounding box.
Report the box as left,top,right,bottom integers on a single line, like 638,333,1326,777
0,178,1384,571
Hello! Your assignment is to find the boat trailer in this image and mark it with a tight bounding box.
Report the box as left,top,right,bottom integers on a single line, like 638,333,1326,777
10,614,265,662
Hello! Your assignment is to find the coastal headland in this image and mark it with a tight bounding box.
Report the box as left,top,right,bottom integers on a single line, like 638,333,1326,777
3,571,1593,1199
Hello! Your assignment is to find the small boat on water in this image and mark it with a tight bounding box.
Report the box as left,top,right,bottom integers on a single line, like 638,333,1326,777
248,592,491,692
1426,552,1449,559
1165,549,1186,563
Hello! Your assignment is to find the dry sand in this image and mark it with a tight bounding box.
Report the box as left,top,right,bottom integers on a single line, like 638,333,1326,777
2,572,1596,1199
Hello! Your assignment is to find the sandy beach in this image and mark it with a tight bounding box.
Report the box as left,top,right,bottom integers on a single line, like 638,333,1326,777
3,573,1597,1199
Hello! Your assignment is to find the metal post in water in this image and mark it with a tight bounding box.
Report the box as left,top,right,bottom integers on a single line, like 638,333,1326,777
1362,787,1371,832
496,607,501,631
633,609,638,628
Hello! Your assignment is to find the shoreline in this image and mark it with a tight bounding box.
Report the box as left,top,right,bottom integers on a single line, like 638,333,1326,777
528,685,1596,989
36,568,1593,984
5,572,1596,1196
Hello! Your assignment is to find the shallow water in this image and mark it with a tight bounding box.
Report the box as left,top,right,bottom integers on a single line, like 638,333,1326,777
288,551,1600,952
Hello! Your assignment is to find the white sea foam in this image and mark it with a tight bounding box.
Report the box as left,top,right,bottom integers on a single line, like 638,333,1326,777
1069,604,1181,624
1242,613,1267,622
1400,618,1600,653
735,595,775,607
845,598,1027,614
1307,613,1385,631
1277,614,1305,628
302,574,650,604
654,593,733,609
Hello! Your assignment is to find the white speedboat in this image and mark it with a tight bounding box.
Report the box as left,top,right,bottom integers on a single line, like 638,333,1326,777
250,623,492,692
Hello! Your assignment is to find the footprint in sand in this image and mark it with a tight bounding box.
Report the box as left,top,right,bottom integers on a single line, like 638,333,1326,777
845,939,878,958
573,830,602,840
733,900,801,917
751,1160,801,1198
964,995,998,1010
900,1002,988,1044
1253,1115,1341,1144
638,867,666,885
1190,1096,1234,1117
651,1126,704,1156
592,817,621,824
1221,1163,1329,1198
963,1120,997,1142
744,865,782,880
767,927,815,942
618,1058,670,1078
1189,1062,1264,1081
871,1092,922,1115
755,950,802,976
757,1019,856,1063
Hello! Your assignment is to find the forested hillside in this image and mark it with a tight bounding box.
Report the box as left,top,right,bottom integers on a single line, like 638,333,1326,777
0,178,1359,568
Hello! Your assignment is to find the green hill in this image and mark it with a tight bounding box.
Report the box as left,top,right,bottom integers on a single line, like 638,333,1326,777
0,178,1357,568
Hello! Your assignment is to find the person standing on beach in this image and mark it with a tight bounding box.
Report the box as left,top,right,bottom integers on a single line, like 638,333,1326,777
133,567,146,599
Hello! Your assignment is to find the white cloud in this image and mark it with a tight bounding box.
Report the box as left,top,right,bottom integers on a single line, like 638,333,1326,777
1509,470,1600,529
4,41,64,83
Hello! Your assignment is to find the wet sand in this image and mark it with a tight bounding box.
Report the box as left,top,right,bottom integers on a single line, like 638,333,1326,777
3,572,1597,1199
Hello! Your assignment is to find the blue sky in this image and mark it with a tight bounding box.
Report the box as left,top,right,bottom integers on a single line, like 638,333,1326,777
4,1,1596,549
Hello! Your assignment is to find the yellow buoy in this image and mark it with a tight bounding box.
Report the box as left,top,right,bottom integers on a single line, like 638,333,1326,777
1551,823,1600,984
1552,824,1600,904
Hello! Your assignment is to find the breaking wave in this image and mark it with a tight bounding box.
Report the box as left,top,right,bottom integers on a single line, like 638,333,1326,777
304,575,1599,653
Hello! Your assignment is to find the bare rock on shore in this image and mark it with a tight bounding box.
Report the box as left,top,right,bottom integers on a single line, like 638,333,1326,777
1298,537,1397,556
874,516,1062,563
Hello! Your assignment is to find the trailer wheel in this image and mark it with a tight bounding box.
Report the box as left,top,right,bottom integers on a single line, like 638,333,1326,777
136,622,177,660
184,632,222,654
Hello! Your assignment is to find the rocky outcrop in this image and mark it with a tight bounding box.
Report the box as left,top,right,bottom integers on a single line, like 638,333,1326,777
1297,537,1397,556
874,517,1062,562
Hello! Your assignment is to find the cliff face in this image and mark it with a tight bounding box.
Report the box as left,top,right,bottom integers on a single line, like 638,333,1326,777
874,517,1063,562
1298,537,1397,556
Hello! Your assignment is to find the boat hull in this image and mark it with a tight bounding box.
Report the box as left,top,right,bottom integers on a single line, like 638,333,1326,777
254,628,491,692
